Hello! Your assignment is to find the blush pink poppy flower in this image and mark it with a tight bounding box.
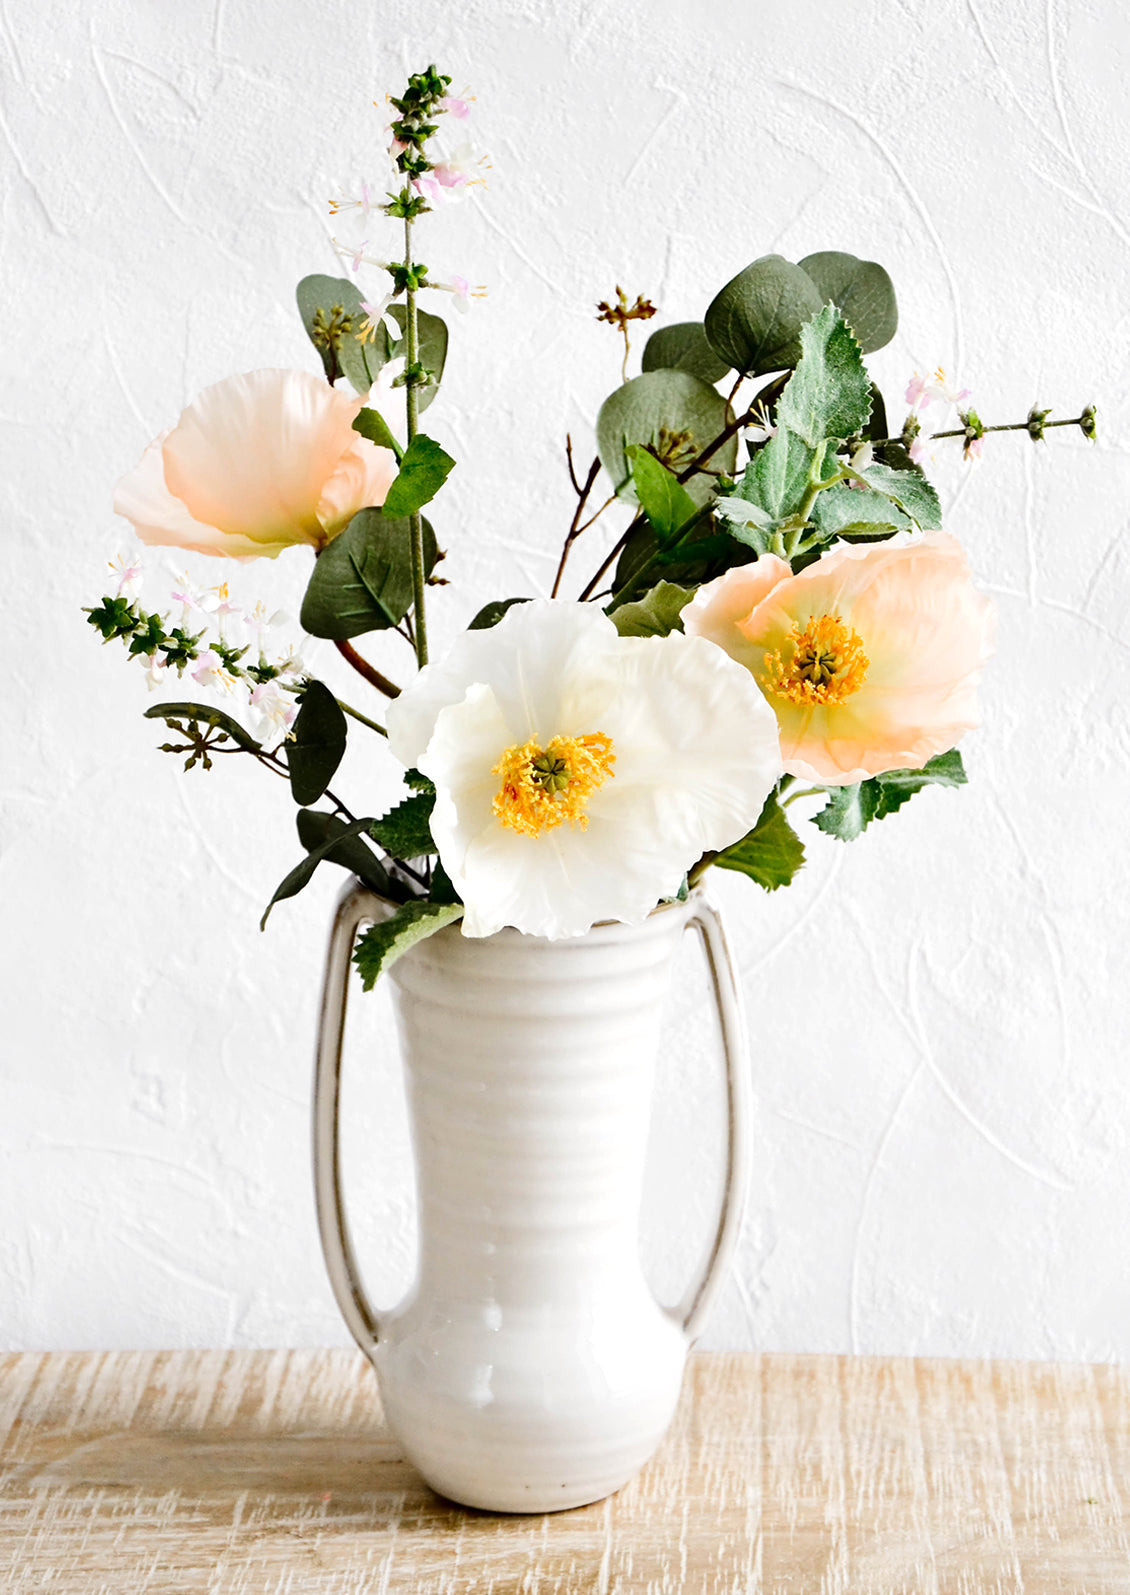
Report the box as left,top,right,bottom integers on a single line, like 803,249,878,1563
683,532,995,784
114,369,398,559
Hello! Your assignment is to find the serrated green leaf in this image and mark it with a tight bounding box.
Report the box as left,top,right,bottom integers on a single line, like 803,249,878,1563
296,809,404,900
381,433,455,519
703,256,824,378
856,461,942,530
609,581,695,637
354,900,464,990
403,768,435,792
745,429,829,522
797,251,898,355
386,303,448,412
300,509,437,639
714,792,805,890
296,274,386,393
353,407,403,462
811,782,878,841
260,816,380,929
775,305,872,447
812,750,967,840
596,370,737,506
287,681,347,806
143,701,261,753
369,792,437,859
642,321,730,383
810,483,909,541
626,444,698,545
468,597,530,631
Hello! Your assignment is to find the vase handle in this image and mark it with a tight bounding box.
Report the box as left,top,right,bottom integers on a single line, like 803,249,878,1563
311,876,396,1356
676,892,752,1344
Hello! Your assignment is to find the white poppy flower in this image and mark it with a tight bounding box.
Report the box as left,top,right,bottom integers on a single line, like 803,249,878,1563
387,600,782,939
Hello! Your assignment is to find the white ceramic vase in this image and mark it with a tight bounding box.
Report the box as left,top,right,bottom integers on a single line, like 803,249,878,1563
313,880,750,1514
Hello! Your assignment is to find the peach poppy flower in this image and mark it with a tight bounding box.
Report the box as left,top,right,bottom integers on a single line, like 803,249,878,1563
114,369,397,559
683,532,995,784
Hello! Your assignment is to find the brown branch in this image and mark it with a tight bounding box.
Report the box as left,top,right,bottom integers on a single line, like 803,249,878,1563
551,446,602,599
334,639,401,699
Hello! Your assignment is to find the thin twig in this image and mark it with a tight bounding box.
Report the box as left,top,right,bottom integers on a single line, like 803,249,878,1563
551,449,602,599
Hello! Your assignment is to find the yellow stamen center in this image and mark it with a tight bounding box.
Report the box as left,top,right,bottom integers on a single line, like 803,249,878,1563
765,612,869,706
492,733,616,837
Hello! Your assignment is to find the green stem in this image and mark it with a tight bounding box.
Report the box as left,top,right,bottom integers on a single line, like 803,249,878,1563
404,214,428,667
782,785,822,808
337,698,388,737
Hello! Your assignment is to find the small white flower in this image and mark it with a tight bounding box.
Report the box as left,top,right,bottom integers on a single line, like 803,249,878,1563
429,274,488,314
109,551,144,599
387,600,781,939
191,649,237,695
249,678,297,739
414,142,490,204
142,650,168,691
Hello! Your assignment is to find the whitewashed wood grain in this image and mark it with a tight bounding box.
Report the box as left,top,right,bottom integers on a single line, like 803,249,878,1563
1,1351,1128,1592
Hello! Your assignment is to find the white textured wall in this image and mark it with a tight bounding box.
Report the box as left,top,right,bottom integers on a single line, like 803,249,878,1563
2,0,1128,1358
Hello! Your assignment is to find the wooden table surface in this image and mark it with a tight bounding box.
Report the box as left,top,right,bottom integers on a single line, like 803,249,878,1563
2,1349,1129,1593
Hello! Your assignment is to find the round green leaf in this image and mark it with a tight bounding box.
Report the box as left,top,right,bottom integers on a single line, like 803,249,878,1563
797,251,898,354
641,322,730,383
703,256,823,378
295,274,388,393
595,370,737,504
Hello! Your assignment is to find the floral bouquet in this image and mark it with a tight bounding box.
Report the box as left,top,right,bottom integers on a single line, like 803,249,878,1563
87,66,1094,983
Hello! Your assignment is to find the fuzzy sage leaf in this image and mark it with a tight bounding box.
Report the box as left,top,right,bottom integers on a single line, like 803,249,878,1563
354,900,464,990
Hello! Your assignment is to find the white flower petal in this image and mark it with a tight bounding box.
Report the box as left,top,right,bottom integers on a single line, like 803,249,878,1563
406,603,783,939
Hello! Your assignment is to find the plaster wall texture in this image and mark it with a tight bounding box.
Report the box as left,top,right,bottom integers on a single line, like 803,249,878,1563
1,0,1128,1359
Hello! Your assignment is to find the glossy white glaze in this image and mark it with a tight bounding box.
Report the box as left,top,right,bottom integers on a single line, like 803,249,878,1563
313,888,749,1513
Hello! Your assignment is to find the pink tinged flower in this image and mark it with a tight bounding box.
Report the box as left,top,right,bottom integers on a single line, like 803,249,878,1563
964,435,984,462
250,679,297,738
683,532,995,785
431,274,488,314
439,95,471,119
191,649,237,695
109,552,143,598
908,438,928,465
113,369,398,560
905,372,931,410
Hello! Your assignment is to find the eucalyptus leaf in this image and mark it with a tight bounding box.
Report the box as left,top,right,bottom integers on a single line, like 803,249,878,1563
381,434,455,519
261,815,380,929
296,274,386,393
296,809,403,900
609,581,695,637
468,597,531,631
775,305,872,447
703,256,824,378
287,681,347,806
626,444,698,545
596,370,737,506
353,900,464,990
386,303,448,412
797,251,898,355
642,321,730,383
714,793,805,890
143,701,261,753
300,510,438,639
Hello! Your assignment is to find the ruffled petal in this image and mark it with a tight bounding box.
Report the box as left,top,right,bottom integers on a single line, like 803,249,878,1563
160,370,365,551
388,599,617,769
113,432,273,559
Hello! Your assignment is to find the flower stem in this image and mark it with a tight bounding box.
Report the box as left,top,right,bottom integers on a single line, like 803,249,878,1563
336,698,388,736
404,214,429,667
334,638,401,699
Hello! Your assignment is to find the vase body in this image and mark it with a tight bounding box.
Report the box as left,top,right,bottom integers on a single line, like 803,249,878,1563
313,886,749,1514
